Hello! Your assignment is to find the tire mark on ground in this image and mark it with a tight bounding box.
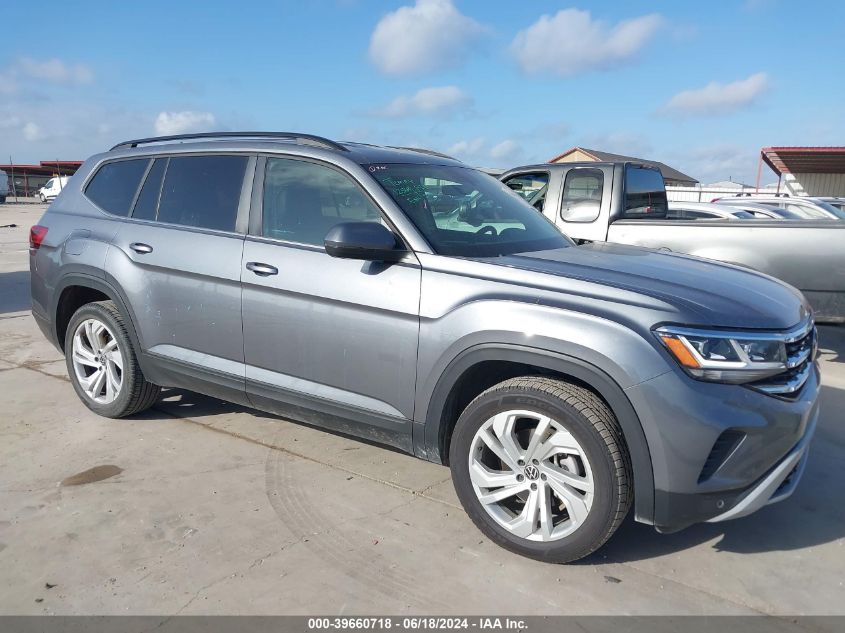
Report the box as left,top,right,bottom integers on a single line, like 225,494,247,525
264,441,448,609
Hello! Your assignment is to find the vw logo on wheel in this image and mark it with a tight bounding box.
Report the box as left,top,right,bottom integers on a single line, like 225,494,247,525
523,464,540,481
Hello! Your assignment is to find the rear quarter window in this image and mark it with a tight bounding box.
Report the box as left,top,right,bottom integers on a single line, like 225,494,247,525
85,159,150,216
624,167,668,219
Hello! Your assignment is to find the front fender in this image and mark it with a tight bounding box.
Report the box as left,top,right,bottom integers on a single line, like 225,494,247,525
419,342,658,525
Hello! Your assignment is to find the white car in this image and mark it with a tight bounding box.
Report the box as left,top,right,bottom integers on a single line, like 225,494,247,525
667,201,759,220
38,176,71,203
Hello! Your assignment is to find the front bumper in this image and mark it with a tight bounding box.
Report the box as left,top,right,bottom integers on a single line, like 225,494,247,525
626,360,820,532
706,410,815,523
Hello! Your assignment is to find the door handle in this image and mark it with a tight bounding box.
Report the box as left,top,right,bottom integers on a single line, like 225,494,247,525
129,242,154,254
246,261,278,276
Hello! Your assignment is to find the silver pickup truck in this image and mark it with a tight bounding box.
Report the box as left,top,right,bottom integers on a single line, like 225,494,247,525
501,162,845,322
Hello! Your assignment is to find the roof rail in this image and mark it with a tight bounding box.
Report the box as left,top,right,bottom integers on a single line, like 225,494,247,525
388,146,458,161
110,132,348,152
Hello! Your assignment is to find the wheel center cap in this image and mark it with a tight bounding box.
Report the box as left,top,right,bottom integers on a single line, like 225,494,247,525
523,464,540,481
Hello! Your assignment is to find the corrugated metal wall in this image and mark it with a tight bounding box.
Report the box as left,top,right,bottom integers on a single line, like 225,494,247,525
786,173,845,196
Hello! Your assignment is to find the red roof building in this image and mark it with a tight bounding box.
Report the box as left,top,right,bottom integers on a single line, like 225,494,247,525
0,160,83,197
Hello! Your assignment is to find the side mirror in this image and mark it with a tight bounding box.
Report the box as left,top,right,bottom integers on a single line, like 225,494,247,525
324,222,405,262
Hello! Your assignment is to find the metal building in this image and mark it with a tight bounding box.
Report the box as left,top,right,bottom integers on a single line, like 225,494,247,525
758,146,845,196
0,160,82,198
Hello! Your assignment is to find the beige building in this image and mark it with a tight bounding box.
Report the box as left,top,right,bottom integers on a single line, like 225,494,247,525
548,147,698,187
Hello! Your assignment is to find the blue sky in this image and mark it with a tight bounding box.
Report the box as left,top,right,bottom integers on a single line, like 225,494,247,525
1,0,843,183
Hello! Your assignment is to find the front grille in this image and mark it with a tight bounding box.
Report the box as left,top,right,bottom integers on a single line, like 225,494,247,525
751,323,816,399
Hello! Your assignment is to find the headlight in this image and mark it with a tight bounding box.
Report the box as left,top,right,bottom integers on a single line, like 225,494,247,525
654,325,798,384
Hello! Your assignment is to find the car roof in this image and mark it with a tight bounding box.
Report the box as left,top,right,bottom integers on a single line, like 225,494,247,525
713,199,781,209
503,161,660,173
105,132,465,168
668,201,732,210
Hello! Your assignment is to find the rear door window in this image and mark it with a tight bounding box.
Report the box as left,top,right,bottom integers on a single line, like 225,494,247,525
157,155,248,232
85,159,150,216
561,168,603,222
624,167,667,218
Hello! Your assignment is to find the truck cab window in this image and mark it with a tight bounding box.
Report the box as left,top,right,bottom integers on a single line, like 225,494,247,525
503,172,549,212
624,167,668,219
561,169,603,223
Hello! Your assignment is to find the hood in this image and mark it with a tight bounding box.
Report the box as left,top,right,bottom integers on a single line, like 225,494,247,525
481,242,809,330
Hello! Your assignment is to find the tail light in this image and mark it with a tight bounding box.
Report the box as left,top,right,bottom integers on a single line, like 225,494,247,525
30,225,48,249
710,197,721,202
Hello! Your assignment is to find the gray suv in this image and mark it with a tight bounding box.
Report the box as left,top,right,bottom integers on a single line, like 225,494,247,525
30,132,820,563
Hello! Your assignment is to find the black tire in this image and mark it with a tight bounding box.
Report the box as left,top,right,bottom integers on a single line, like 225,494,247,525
64,300,160,418
450,376,632,563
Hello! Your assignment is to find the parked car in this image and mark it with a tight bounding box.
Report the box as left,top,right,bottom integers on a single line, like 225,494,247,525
710,199,803,220
815,197,845,213
31,133,819,563
0,170,7,203
38,176,71,203
714,195,845,220
668,201,758,220
502,161,845,322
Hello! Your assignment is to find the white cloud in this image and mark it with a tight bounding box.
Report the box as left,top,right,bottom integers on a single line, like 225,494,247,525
490,139,522,161
0,57,94,95
510,9,664,76
447,137,485,158
0,98,151,162
662,73,770,116
22,122,42,141
154,111,216,136
369,0,486,75
376,86,471,118
17,57,94,85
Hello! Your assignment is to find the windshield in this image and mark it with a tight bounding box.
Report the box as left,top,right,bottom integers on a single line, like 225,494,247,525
367,164,570,257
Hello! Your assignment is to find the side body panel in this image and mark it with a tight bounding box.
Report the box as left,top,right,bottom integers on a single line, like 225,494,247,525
241,240,421,451
105,222,248,402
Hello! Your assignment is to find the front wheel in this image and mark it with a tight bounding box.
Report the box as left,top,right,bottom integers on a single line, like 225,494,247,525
65,300,160,418
450,376,632,563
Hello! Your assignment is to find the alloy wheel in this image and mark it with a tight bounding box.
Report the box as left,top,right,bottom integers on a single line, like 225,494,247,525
71,318,124,404
468,409,594,541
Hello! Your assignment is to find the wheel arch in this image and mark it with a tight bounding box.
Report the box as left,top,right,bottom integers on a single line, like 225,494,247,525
419,344,655,525
52,274,144,358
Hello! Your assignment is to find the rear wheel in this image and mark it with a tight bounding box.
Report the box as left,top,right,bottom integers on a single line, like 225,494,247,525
65,301,160,418
450,376,632,563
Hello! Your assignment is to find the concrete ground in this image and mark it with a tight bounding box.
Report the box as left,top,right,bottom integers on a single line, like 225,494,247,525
1,202,844,615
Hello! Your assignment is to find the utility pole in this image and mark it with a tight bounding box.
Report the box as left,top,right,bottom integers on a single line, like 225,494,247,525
9,156,16,203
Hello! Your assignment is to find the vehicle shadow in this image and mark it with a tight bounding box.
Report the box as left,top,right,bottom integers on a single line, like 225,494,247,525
133,388,412,456
0,270,31,314
582,382,845,564
817,324,844,364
